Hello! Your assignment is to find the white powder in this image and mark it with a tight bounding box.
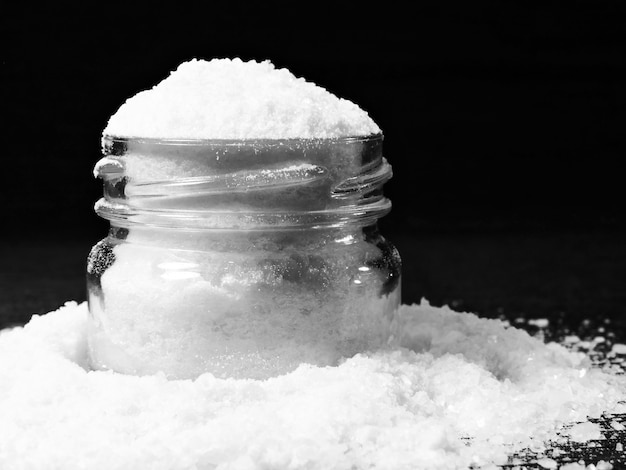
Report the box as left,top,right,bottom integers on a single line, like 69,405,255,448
103,58,380,140
1,300,624,470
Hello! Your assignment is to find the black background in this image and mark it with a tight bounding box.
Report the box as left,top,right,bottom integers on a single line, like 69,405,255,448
1,2,625,328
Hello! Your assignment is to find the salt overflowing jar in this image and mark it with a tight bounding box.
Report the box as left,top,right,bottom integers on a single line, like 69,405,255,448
87,134,401,379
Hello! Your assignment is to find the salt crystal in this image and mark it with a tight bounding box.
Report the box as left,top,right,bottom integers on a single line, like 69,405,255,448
611,343,626,355
537,457,557,468
609,420,625,431
616,442,623,451
528,318,550,328
103,58,380,140
560,464,586,470
595,461,613,470
565,335,582,344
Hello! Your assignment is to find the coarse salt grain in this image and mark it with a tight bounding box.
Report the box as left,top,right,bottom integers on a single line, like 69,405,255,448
528,318,550,328
536,457,558,469
611,343,626,355
596,461,614,470
565,335,582,344
103,58,380,140
560,463,586,470
1,300,624,470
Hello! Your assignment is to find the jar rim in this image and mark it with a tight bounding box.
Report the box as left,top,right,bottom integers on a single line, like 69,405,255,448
96,132,391,230
102,133,383,147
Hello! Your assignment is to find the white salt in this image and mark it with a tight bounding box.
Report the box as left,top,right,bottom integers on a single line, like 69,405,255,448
1,300,624,470
561,462,615,470
560,464,586,470
103,58,380,140
596,461,614,470
565,335,582,344
611,343,626,355
568,422,603,442
528,318,550,328
91,230,400,380
537,457,558,469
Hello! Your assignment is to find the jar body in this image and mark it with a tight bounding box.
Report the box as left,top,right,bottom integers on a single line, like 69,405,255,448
88,134,400,379
87,223,400,379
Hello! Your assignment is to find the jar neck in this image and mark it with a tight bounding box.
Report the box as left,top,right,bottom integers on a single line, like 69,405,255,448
94,135,392,231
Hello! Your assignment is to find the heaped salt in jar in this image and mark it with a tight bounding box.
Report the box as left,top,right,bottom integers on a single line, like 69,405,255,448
86,59,401,379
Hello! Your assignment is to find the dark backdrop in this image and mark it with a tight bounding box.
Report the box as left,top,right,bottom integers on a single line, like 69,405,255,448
1,2,625,328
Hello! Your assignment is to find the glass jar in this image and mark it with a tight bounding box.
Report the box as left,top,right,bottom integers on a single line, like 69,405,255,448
87,134,401,380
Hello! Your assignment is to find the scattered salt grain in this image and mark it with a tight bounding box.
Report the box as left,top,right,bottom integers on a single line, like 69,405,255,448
528,318,550,328
609,420,625,431
616,442,623,452
103,58,380,139
565,335,582,344
595,461,614,470
1,300,625,469
537,456,558,468
560,464,586,470
611,343,626,355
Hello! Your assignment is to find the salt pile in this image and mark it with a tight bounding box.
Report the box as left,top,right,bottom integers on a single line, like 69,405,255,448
103,58,380,139
1,301,624,469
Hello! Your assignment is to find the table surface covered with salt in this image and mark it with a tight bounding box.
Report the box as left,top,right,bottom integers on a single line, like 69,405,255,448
0,293,624,470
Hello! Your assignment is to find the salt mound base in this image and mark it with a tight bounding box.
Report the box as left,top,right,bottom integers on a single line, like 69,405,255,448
0,301,624,470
